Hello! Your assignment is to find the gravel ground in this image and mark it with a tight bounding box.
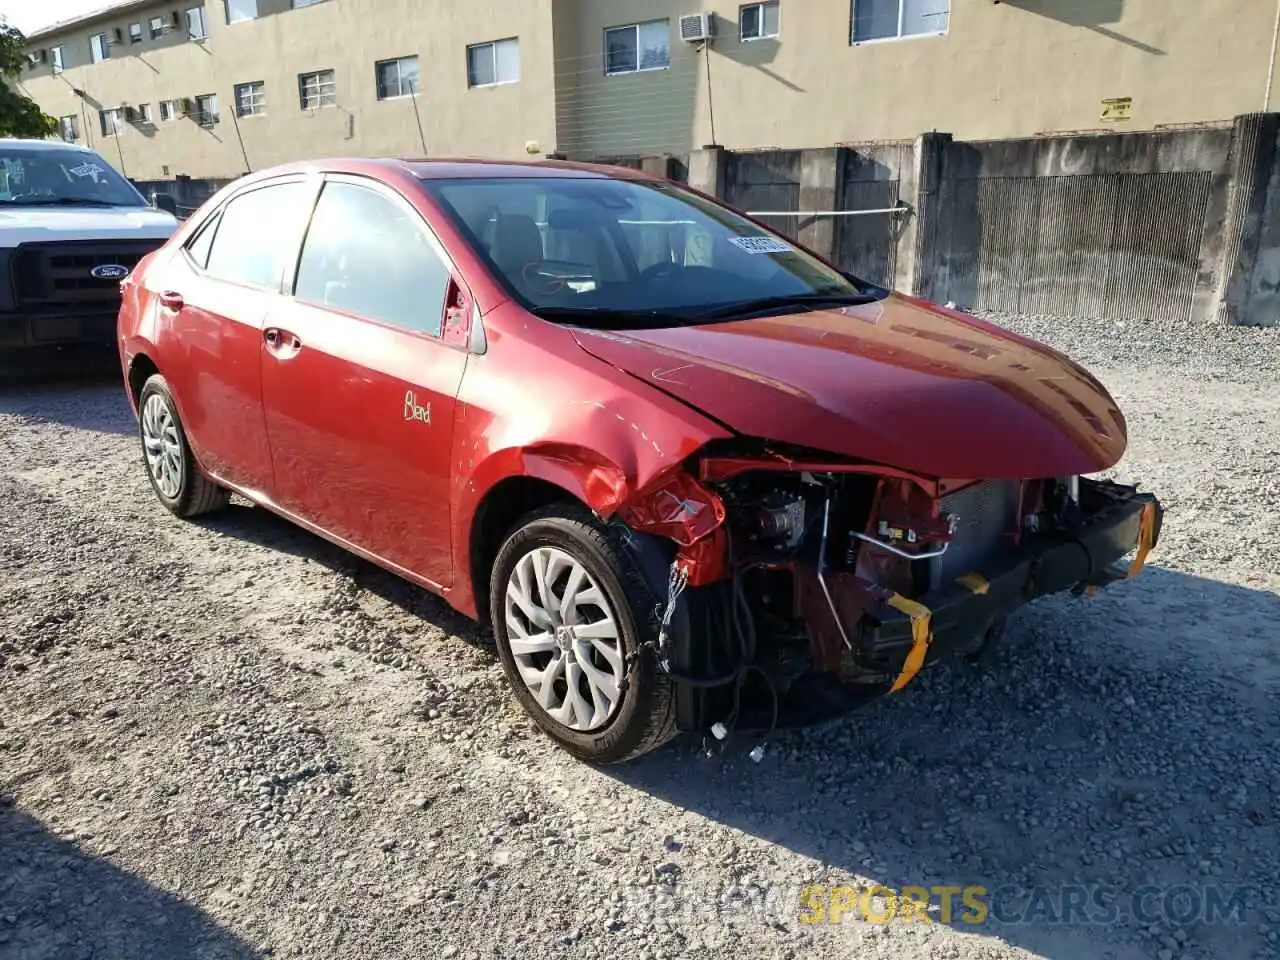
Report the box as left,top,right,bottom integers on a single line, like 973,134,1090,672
1,314,1277,960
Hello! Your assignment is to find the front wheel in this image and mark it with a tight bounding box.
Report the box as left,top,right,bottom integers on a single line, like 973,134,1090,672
137,373,230,519
489,504,677,763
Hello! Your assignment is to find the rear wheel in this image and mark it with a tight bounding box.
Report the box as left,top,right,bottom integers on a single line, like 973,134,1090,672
138,373,229,518
489,504,677,763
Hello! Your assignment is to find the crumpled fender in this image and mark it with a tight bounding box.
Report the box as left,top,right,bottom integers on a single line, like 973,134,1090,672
447,313,733,615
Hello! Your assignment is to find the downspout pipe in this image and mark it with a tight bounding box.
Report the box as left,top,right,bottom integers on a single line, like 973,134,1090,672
1266,0,1280,110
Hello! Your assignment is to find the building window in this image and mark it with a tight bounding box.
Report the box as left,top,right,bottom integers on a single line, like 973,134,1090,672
194,93,219,126
298,69,336,109
187,7,208,40
89,33,110,63
99,108,123,137
160,99,177,121
466,38,520,87
129,22,143,43
740,2,780,40
58,115,79,142
235,81,266,116
226,0,258,23
851,0,948,43
375,57,418,100
136,102,153,123
149,16,164,38
50,45,64,73
604,19,670,75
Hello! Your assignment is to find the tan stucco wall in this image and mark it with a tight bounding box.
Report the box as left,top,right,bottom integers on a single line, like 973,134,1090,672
17,0,1280,177
553,0,1280,158
18,0,560,181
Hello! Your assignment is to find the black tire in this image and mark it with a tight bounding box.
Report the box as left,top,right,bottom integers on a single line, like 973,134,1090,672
489,503,677,763
137,373,230,519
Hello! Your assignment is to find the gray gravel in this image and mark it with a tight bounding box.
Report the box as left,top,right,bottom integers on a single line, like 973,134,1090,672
1,313,1278,960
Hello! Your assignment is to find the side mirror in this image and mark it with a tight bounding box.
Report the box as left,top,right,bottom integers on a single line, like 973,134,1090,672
151,192,178,216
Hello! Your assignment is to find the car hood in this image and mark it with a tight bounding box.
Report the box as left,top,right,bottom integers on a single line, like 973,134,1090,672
0,207,178,246
569,293,1128,480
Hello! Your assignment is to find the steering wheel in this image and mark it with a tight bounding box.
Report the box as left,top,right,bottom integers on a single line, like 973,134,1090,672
636,261,682,284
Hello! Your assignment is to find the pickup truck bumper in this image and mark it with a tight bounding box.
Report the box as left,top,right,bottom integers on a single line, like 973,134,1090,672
0,311,120,377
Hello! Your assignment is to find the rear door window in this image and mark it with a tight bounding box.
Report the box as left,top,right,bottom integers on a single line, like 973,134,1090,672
203,181,313,290
293,180,451,337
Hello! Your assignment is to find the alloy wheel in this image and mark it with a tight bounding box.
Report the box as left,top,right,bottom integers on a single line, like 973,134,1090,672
141,392,183,499
504,546,626,731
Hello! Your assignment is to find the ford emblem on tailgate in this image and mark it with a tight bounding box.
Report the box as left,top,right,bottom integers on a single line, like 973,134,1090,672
91,264,130,280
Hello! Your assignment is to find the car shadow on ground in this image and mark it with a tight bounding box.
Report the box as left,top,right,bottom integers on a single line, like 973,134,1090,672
195,502,490,646
598,566,1278,959
0,374,134,437
0,802,258,959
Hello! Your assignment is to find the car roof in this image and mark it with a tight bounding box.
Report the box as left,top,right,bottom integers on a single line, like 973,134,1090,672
402,158,658,181
233,156,662,185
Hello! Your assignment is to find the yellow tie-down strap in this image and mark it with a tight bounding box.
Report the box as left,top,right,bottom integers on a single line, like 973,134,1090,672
887,594,933,692
1126,502,1158,579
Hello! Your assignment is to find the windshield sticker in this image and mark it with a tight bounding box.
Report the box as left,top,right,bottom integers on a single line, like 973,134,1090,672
68,162,107,182
729,236,794,255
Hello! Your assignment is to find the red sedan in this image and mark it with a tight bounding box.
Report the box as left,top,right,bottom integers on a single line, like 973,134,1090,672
117,158,1162,763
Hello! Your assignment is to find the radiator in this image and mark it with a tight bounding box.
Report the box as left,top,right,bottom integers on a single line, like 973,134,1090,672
932,480,1021,588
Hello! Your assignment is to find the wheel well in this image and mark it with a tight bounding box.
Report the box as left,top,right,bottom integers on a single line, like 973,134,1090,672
469,476,580,627
128,354,159,407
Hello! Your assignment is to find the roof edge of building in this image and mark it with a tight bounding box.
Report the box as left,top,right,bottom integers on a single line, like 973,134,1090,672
22,0,165,43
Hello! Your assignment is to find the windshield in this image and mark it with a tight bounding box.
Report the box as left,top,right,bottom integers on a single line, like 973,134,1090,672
420,176,883,326
0,145,147,208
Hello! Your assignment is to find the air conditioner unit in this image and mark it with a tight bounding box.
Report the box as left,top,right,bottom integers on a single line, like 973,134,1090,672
679,12,714,42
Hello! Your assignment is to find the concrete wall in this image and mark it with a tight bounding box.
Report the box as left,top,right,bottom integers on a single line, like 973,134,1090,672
680,115,1280,326
924,126,1234,322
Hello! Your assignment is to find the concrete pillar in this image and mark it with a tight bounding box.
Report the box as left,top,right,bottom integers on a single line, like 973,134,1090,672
640,155,679,180
904,132,952,301
891,142,920,294
796,148,842,262
686,145,727,199
1213,112,1280,325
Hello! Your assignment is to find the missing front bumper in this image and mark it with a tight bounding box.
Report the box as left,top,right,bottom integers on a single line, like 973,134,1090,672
662,478,1163,736
855,481,1163,686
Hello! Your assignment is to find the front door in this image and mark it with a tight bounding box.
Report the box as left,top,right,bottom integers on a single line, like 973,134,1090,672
159,177,317,495
260,176,469,588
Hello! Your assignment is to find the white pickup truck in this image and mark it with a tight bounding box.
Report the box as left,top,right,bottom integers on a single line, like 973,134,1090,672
0,138,180,374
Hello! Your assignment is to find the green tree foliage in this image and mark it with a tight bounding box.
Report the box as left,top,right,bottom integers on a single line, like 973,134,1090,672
0,22,57,139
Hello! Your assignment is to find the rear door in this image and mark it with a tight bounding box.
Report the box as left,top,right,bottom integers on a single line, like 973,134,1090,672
158,176,318,495
260,175,471,588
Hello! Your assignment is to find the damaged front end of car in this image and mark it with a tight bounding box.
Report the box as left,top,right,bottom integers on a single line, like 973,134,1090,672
610,441,1163,753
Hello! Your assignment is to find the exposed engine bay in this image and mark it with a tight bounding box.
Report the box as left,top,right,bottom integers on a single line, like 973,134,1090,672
614,444,1162,756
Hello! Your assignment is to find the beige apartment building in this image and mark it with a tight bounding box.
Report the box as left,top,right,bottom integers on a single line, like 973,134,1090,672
16,0,1280,183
